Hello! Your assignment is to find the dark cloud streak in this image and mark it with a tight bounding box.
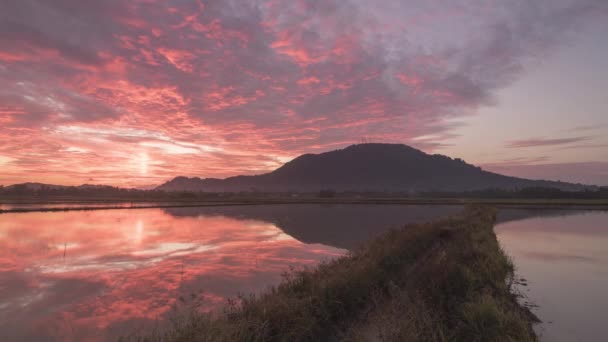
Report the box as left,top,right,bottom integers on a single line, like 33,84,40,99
507,136,591,148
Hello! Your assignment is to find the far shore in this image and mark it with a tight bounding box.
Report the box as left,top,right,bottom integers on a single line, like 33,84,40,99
1,196,608,214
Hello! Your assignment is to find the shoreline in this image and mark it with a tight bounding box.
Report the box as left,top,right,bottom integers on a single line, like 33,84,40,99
2,197,608,214
135,207,538,341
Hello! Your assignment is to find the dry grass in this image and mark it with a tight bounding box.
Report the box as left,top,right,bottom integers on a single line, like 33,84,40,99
125,206,537,342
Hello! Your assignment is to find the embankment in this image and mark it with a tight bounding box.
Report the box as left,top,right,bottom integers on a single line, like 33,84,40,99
132,206,537,342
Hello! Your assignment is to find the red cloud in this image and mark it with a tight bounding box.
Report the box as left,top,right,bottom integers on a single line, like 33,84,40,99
0,0,605,186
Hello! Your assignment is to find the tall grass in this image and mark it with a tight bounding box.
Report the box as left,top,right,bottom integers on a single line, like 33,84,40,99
127,206,537,342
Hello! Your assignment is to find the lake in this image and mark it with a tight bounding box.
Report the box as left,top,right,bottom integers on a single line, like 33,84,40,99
0,204,461,341
495,209,608,342
0,204,605,341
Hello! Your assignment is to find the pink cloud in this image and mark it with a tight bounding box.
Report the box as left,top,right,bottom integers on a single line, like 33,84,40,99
0,0,606,186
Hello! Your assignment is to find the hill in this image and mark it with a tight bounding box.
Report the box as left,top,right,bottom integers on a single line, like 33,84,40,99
156,143,587,192
2,182,119,191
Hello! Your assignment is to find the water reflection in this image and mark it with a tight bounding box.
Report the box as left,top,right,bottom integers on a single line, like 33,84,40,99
495,210,608,342
0,204,462,341
3,204,602,341
162,204,463,249
0,209,345,341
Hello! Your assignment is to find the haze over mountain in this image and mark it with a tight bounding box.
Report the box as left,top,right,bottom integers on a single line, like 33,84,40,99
157,144,587,192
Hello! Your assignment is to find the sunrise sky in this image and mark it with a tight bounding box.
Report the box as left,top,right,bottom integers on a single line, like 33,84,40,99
1,0,607,188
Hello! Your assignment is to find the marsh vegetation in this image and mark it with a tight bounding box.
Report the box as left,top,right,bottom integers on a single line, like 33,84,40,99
132,207,537,341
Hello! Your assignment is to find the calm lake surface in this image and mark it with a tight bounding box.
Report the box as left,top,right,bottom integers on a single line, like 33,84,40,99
1,205,605,341
495,209,608,342
0,204,462,341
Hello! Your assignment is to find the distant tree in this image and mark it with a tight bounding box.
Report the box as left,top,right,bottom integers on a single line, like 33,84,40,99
179,191,198,199
319,189,336,198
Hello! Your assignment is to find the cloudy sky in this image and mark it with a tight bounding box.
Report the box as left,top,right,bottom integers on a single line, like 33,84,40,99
1,0,607,187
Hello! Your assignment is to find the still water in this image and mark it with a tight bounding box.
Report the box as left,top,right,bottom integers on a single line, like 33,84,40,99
1,205,605,341
495,209,608,342
0,204,462,341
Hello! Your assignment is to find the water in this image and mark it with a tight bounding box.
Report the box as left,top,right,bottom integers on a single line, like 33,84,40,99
0,204,461,341
495,209,608,342
2,204,605,341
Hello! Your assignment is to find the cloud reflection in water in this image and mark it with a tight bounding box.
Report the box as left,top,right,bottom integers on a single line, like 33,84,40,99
0,208,344,341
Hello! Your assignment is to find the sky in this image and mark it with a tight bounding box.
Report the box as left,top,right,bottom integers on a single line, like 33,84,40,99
0,0,607,188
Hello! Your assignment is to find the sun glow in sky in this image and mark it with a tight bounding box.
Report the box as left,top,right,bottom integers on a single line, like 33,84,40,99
0,0,607,187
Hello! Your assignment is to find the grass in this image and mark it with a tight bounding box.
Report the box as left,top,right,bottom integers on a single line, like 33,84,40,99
124,206,537,342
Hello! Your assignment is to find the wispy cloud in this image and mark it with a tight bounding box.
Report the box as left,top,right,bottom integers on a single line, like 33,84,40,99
483,161,608,185
506,136,591,148
0,0,606,186
483,156,551,166
570,123,608,132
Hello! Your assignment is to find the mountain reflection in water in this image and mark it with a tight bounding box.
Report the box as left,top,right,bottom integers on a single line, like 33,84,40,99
2,204,600,341
0,204,461,341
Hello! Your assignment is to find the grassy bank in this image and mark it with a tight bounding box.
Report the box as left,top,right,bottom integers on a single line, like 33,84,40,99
130,207,537,341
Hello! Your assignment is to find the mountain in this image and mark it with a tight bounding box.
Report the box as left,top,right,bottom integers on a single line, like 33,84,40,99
3,182,118,191
156,143,588,192
4,182,70,190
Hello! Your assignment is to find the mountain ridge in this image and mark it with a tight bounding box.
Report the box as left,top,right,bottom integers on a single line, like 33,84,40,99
156,143,590,192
